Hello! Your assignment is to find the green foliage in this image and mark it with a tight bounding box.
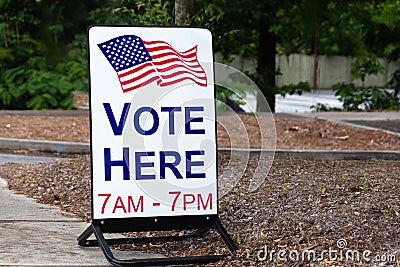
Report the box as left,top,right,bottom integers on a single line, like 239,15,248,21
272,4,306,55
276,81,311,97
310,102,341,111
333,85,400,111
363,0,400,60
196,0,260,59
319,2,367,56
350,56,385,83
59,34,88,92
0,0,102,109
114,0,174,26
387,70,400,96
332,82,367,111
366,0,400,30
89,0,174,26
368,87,400,110
0,55,74,110
192,3,224,29
332,56,399,111
0,25,75,109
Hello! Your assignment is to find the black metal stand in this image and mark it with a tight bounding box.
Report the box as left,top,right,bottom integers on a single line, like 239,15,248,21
78,215,237,266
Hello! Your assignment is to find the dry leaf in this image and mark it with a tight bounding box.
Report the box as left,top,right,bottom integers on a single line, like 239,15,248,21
335,135,349,140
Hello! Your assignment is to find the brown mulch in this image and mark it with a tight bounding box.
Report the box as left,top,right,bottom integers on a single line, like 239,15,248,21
73,91,89,108
1,153,399,266
1,113,400,150
0,115,90,143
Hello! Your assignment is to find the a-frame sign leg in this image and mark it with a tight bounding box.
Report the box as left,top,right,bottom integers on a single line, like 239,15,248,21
78,215,236,267
210,216,237,251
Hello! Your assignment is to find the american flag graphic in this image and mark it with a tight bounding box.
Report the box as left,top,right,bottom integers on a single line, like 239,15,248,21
97,35,207,93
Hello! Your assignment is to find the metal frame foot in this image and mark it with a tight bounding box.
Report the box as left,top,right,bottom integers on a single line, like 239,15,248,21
78,215,236,266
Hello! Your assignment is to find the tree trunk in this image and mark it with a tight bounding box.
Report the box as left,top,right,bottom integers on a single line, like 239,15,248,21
313,22,320,91
256,28,276,112
174,0,193,26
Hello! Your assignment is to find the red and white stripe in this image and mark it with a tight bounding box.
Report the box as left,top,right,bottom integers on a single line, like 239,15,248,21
116,39,207,93
117,61,160,93
144,40,207,87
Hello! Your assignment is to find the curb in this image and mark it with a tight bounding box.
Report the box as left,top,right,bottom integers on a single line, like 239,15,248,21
0,138,90,154
276,149,400,160
0,138,399,160
219,148,400,160
0,109,89,117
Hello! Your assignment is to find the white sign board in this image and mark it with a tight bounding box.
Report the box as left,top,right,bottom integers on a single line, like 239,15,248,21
89,26,217,220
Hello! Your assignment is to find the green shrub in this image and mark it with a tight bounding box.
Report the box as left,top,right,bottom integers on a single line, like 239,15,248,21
0,57,75,110
332,55,400,111
333,83,399,111
0,31,89,110
276,81,311,97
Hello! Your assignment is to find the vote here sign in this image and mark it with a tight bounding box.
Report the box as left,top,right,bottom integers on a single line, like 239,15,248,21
88,26,217,220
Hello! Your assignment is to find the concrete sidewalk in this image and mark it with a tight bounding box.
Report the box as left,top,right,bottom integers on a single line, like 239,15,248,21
0,176,108,266
0,178,163,266
0,149,161,266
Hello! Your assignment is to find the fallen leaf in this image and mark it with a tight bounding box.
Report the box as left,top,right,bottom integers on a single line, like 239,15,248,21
335,135,349,140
